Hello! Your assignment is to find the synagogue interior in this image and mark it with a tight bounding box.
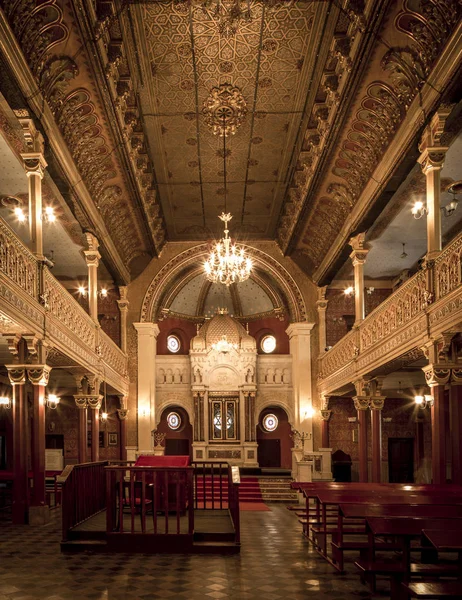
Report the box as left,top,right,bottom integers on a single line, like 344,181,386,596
0,0,462,598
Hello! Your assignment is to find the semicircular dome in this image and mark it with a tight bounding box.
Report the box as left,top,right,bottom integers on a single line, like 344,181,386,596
196,311,256,350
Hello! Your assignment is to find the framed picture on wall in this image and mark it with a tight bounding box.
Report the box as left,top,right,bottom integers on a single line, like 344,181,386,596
108,432,118,446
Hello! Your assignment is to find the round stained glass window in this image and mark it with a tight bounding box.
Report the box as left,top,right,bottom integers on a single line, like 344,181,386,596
167,335,180,353
261,335,276,354
263,413,278,432
167,412,181,430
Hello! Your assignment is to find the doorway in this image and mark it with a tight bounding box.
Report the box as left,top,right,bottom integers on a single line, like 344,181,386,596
257,406,292,469
388,437,414,482
157,406,192,459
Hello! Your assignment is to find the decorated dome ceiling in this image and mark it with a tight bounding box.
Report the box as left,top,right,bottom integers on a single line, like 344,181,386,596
169,272,276,319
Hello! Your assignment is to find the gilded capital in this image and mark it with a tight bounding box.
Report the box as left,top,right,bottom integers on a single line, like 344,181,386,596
452,369,462,385
74,395,89,409
422,364,451,386
353,396,370,411
6,365,27,385
117,408,129,420
21,152,47,178
320,409,332,421
27,365,52,386
370,396,385,411
87,395,103,410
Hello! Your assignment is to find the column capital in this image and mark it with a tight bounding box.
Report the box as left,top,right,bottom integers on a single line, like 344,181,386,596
133,322,160,337
285,322,315,338
353,396,370,411
84,249,101,268
422,364,451,386
20,152,47,178
452,369,462,385
316,285,328,309
370,396,385,411
117,408,129,420
320,409,332,421
5,365,27,385
348,232,368,253
27,365,52,386
74,395,99,409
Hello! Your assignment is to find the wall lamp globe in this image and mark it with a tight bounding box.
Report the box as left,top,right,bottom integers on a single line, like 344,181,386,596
344,286,354,297
46,394,60,409
414,394,433,408
411,201,427,219
0,396,11,409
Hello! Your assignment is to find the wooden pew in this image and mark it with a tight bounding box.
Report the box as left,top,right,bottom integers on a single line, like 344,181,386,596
401,581,462,599
333,504,462,572
356,517,462,599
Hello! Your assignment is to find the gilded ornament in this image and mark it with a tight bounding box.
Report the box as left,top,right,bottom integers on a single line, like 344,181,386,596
202,83,247,137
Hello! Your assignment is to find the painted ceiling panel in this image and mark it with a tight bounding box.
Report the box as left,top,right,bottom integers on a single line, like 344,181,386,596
134,0,318,241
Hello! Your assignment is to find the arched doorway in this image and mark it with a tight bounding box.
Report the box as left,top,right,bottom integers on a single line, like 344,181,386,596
156,406,193,459
257,406,293,469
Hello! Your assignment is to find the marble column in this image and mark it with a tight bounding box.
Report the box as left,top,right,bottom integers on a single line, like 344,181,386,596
88,395,103,462
117,286,129,353
84,233,101,322
286,322,316,451
450,369,462,485
20,120,47,259
417,108,450,259
423,365,450,485
117,404,129,462
27,365,52,524
353,396,370,483
349,233,369,326
320,409,332,449
370,397,385,483
316,286,328,353
133,322,160,453
6,365,28,524
74,396,88,464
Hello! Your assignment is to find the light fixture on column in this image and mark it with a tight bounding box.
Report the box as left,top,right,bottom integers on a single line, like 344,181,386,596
344,286,354,296
0,396,11,409
411,200,427,219
100,381,108,423
304,406,315,419
14,206,27,222
414,394,433,408
42,206,56,223
366,286,375,295
204,115,252,286
78,285,87,297
46,394,60,409
99,287,108,299
442,181,461,217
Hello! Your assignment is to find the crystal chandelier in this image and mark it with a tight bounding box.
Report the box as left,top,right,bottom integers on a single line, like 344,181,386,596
204,116,252,286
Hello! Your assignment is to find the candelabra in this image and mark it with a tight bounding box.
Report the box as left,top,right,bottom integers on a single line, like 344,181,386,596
153,432,166,447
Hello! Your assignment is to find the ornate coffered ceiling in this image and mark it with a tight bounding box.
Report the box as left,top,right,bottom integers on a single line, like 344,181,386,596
0,0,460,284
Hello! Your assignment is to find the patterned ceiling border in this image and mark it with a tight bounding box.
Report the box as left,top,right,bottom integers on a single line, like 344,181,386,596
280,0,462,275
140,243,307,323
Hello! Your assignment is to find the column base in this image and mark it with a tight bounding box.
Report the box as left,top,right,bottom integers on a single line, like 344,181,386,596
28,505,50,526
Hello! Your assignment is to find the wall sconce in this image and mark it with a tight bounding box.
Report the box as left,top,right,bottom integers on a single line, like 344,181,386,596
344,286,354,296
43,206,57,223
139,407,150,418
46,394,60,409
78,286,87,297
0,396,11,409
411,200,427,219
304,407,315,419
443,181,461,217
99,287,108,299
415,394,433,409
366,287,375,295
100,411,108,422
14,206,27,222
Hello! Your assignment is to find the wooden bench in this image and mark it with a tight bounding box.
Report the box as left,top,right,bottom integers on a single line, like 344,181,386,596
402,582,462,598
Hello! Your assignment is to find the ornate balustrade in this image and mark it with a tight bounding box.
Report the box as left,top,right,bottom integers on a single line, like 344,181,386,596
0,218,38,299
0,217,128,392
319,233,462,394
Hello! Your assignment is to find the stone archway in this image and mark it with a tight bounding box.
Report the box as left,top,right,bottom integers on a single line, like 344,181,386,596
257,406,293,470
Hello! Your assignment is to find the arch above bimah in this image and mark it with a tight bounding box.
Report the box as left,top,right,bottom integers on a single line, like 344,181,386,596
140,244,308,323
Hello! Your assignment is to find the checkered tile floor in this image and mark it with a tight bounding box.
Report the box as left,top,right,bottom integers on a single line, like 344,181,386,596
0,506,377,599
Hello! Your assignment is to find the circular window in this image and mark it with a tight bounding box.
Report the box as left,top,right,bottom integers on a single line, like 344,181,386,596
261,335,276,354
262,413,278,432
167,412,181,430
167,334,180,353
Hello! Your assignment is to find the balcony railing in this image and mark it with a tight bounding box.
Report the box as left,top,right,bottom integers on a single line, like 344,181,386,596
0,217,128,388
319,232,462,390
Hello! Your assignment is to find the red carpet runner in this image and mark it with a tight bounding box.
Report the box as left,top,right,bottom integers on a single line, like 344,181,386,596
195,476,269,510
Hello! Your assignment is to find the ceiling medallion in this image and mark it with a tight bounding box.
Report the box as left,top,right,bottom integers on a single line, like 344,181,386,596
203,83,247,137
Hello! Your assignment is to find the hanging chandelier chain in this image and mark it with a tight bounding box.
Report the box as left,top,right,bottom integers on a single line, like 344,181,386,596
223,114,227,215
